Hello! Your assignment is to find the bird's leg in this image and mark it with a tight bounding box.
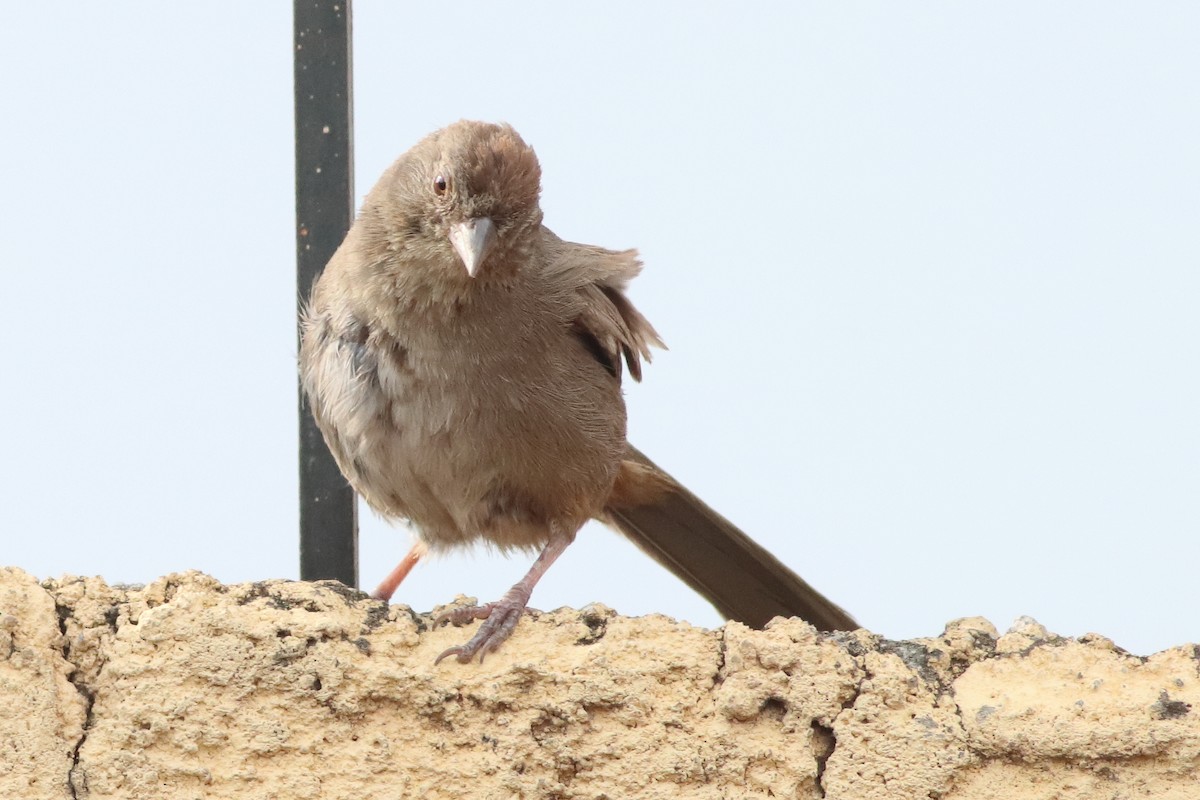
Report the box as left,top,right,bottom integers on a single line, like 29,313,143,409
434,529,576,664
370,543,425,602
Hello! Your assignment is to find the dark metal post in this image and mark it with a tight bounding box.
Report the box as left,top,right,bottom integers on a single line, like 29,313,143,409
294,0,357,585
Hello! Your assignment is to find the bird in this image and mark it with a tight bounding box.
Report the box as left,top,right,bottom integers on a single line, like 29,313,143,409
299,121,854,663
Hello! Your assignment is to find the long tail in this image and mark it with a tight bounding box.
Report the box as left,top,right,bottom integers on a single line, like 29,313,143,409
603,445,856,631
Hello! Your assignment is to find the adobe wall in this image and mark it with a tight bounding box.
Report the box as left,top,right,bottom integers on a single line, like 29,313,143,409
2,567,1196,799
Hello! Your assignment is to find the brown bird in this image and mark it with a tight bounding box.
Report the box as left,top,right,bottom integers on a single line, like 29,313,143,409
300,121,854,663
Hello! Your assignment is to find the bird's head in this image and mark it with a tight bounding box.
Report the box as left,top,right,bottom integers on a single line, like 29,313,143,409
374,120,544,282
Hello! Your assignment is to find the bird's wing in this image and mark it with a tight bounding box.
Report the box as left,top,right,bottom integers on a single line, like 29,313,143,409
542,231,665,382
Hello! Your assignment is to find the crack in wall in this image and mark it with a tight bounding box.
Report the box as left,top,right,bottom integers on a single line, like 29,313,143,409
54,597,95,800
809,719,837,798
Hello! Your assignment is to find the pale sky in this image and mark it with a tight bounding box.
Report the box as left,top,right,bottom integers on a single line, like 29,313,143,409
3,3,1197,656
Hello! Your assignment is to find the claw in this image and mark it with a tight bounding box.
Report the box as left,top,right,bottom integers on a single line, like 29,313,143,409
433,602,495,629
430,532,574,665
433,588,530,665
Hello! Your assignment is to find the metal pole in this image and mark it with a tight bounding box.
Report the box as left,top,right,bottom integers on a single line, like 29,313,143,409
294,0,357,586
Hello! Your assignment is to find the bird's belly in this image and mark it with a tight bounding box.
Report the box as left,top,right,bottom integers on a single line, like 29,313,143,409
339,351,623,552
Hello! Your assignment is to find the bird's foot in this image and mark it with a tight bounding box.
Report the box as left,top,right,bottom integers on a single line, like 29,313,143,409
434,586,532,665
433,601,495,628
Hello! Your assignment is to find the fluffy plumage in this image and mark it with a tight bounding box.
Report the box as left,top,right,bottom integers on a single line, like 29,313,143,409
300,121,853,662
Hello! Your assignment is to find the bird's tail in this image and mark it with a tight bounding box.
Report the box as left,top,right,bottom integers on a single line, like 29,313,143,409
602,445,856,632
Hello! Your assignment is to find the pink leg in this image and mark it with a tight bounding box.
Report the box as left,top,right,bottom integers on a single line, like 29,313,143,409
371,543,425,602
434,532,575,665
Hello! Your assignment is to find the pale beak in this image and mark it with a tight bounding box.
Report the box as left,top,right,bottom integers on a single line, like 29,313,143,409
448,217,497,277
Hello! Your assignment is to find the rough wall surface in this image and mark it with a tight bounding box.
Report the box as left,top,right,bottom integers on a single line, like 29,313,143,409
1,566,1196,799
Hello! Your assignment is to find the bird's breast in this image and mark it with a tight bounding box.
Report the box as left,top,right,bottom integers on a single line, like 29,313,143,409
301,292,625,551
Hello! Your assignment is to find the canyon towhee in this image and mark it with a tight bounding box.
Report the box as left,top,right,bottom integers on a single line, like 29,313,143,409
300,121,854,663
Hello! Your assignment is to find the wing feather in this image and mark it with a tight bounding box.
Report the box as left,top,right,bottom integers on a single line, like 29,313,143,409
543,231,665,383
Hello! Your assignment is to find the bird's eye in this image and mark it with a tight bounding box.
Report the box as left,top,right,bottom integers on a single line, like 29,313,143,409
433,175,449,195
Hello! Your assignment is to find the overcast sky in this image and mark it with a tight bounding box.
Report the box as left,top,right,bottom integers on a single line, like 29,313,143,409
3,3,1197,656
